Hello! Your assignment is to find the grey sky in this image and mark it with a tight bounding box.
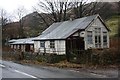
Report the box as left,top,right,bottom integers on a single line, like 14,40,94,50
0,0,119,14
0,0,39,13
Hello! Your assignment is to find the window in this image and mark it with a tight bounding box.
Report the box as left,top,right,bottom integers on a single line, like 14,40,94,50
87,31,93,44
103,32,107,47
40,41,45,48
94,28,101,48
50,40,55,48
95,35,101,48
103,36,107,43
95,28,101,34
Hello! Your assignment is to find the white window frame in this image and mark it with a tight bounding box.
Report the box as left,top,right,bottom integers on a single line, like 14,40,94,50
94,28,101,48
103,32,108,48
87,31,93,44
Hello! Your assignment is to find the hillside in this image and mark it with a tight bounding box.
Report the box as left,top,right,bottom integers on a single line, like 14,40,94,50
2,12,53,39
21,12,53,37
105,15,120,37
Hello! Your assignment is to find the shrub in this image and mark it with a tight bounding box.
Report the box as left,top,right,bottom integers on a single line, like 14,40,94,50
47,54,66,63
36,55,47,62
69,49,118,65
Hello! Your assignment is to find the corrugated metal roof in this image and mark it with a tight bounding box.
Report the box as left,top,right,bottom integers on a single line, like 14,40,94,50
42,22,63,35
10,37,36,45
34,14,98,40
8,39,18,43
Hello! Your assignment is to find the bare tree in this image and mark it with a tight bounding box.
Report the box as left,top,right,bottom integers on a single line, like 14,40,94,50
0,9,13,46
15,6,27,38
34,0,73,25
35,0,104,25
0,9,8,27
72,1,100,18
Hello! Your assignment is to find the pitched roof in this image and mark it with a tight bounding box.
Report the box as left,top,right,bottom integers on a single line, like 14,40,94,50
34,14,108,40
8,39,18,43
10,37,36,45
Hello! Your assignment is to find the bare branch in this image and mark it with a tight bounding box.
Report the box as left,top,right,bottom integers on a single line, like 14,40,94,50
0,9,9,27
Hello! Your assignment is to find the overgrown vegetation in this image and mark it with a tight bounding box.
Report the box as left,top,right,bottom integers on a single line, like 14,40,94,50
67,49,119,65
2,47,119,67
22,52,66,63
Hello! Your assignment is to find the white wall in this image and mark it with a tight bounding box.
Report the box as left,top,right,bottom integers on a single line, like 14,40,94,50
30,45,34,51
21,45,25,51
34,41,40,52
55,40,66,55
85,18,109,49
34,40,66,55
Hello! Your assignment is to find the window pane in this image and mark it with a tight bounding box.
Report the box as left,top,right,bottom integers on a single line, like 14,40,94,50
103,35,107,47
95,35,101,48
50,41,55,48
87,31,93,44
103,36,107,42
98,36,101,43
103,32,107,35
40,41,45,48
95,36,97,43
95,28,101,35
98,28,101,33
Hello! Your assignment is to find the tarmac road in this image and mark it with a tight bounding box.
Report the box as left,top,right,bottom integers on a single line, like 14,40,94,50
0,60,118,80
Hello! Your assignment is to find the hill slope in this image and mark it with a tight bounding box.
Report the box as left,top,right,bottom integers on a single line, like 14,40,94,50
105,15,120,37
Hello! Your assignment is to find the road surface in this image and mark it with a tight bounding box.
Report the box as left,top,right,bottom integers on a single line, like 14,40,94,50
0,60,118,80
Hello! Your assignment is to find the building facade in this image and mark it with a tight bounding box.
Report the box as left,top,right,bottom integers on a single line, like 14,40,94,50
34,14,110,55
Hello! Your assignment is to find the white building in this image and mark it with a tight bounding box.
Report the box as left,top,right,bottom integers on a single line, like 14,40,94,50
9,38,35,52
34,14,110,55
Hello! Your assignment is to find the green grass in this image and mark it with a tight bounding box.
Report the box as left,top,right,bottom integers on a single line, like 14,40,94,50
105,15,120,37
